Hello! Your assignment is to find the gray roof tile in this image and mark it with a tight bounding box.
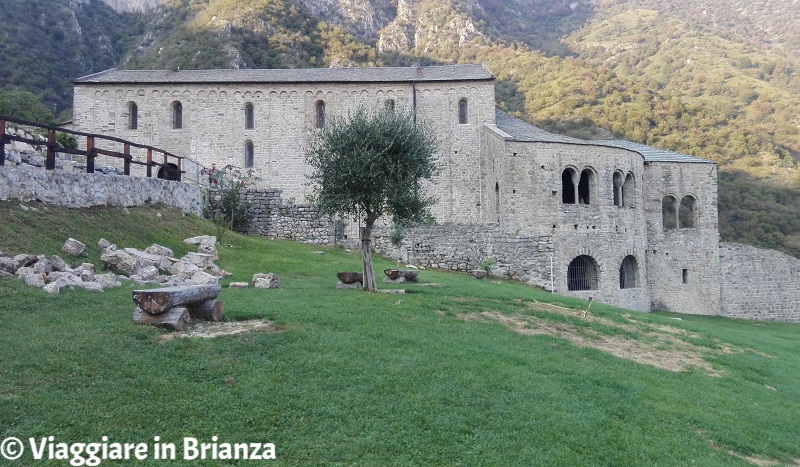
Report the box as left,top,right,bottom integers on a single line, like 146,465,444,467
75,64,494,84
495,110,714,164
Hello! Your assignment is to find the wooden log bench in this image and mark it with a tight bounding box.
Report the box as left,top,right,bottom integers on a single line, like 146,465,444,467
132,285,223,331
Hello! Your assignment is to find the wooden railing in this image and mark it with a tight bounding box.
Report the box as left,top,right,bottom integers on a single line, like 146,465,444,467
0,115,202,182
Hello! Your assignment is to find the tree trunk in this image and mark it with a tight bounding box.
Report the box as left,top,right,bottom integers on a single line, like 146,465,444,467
187,299,224,322
361,215,378,292
132,284,221,315
132,306,191,331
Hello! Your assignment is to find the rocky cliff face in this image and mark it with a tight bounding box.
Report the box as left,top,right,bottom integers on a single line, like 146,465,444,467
99,0,163,13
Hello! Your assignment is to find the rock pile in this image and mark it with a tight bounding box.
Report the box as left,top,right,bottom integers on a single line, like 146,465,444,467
0,235,230,294
99,235,230,286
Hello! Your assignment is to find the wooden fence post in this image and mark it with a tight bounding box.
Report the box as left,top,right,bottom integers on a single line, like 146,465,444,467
123,143,131,175
86,136,96,174
46,128,56,170
176,157,182,182
146,148,153,177
0,119,6,166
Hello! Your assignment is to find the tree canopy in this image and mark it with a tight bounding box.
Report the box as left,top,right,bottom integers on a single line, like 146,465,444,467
306,106,439,290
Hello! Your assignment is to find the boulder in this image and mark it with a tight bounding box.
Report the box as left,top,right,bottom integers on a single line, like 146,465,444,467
62,238,86,256
253,272,281,289
124,248,164,268
190,271,219,285
137,265,160,281
14,254,38,268
0,257,17,275
169,261,201,279
182,252,214,268
145,244,174,258
43,282,61,294
184,235,217,247
98,238,112,250
100,250,142,276
50,255,68,272
197,242,218,259
32,256,52,275
17,267,46,287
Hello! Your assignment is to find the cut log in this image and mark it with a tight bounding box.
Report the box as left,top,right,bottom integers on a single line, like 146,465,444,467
187,299,224,322
132,306,191,331
132,284,221,315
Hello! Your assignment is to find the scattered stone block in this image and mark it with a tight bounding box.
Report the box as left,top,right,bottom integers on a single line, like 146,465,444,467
98,238,112,250
43,282,61,294
50,255,68,272
253,272,281,289
184,235,217,247
14,254,38,268
336,281,362,289
229,282,249,288
62,238,86,256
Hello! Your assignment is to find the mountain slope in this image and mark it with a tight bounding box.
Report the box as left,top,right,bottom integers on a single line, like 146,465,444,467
2,0,800,256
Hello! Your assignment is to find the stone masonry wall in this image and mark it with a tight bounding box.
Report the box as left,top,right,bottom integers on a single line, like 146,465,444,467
371,222,556,288
234,189,335,244
719,242,800,322
0,164,202,214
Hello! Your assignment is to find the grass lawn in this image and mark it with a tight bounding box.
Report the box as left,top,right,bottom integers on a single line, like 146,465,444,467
1,202,799,465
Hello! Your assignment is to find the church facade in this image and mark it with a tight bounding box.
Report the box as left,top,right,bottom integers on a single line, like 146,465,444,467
73,64,723,315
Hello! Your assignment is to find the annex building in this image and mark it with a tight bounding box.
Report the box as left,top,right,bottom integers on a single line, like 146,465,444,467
72,64,800,319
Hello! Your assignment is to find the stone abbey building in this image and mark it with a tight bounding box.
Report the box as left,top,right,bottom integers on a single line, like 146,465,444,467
72,64,800,319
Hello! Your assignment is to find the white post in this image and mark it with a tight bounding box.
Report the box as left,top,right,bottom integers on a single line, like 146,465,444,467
550,253,554,293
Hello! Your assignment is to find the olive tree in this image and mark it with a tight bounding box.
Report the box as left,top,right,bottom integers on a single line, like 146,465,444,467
306,106,439,291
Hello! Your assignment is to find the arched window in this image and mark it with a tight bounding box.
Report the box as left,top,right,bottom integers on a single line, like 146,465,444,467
679,196,696,228
567,255,599,291
623,173,635,207
458,98,468,124
128,102,138,130
562,168,577,204
315,100,325,129
662,196,677,229
578,169,593,204
244,140,254,168
244,103,254,130
385,99,395,112
172,101,183,129
619,256,639,289
613,172,623,206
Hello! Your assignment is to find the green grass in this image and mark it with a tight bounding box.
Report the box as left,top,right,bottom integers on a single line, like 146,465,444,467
1,202,799,465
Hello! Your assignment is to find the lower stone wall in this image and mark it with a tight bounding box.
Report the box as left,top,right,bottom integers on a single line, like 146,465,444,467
371,223,556,288
0,165,202,214
719,242,800,322
238,189,335,244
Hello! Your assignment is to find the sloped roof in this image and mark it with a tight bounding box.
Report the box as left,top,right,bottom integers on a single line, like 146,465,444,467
588,139,714,164
74,64,494,84
494,110,586,144
494,109,714,164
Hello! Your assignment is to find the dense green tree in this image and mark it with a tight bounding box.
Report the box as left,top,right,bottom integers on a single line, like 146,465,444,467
306,107,439,291
0,89,54,123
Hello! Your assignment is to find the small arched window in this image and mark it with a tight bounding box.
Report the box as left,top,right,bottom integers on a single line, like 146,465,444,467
679,196,696,228
244,103,254,130
567,255,599,291
613,172,623,206
315,100,325,129
578,169,593,205
458,98,468,124
562,168,577,204
662,196,677,229
619,256,639,289
128,102,138,130
244,140,254,168
172,101,183,129
385,99,395,112
623,173,635,207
